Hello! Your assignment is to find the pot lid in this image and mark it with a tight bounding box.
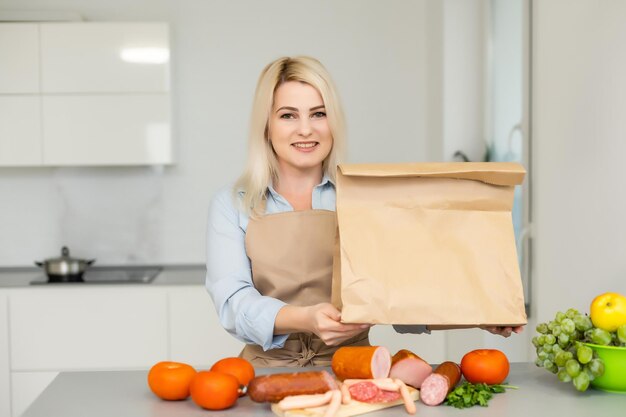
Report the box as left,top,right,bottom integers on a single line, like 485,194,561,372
46,246,85,263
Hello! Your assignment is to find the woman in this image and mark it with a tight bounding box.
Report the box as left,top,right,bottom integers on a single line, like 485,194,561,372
206,56,521,368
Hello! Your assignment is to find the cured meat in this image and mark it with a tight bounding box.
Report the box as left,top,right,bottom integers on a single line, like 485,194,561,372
420,361,462,406
348,381,401,403
331,346,391,381
389,349,433,388
248,371,337,403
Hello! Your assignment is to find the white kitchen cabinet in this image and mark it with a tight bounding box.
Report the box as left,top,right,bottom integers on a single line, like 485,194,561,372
168,287,244,367
0,97,42,166
40,23,169,93
0,24,40,94
10,288,168,370
0,294,10,417
42,95,171,166
10,372,58,417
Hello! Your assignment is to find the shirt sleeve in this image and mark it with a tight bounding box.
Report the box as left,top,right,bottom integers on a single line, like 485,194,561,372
205,187,289,351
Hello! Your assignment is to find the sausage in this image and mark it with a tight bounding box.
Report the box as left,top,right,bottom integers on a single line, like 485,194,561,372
248,371,338,403
322,390,342,417
419,361,461,406
277,391,334,411
393,379,417,415
389,349,433,388
331,346,391,381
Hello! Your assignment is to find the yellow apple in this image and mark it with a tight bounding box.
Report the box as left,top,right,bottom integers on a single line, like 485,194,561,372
590,292,626,332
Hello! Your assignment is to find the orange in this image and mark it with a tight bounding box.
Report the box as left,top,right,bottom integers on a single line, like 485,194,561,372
190,371,240,410
210,357,255,395
147,361,197,400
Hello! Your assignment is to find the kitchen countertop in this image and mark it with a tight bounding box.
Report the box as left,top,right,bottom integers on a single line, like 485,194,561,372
21,363,626,417
0,265,206,288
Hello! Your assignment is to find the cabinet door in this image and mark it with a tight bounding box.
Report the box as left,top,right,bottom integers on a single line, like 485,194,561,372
169,287,244,367
40,23,169,93
0,294,10,417
0,97,42,166
0,24,39,93
42,95,171,166
9,288,168,370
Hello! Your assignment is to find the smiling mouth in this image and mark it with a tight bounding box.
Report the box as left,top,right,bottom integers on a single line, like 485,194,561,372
292,142,319,149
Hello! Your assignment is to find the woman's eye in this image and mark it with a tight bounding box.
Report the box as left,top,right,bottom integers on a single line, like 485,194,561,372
312,111,326,118
279,113,296,119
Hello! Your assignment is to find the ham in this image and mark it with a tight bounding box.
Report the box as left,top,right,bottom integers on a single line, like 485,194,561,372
389,349,433,389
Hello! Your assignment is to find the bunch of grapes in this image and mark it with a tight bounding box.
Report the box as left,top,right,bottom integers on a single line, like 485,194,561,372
532,308,626,392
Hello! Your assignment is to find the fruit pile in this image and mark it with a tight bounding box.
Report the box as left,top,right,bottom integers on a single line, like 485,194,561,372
533,292,626,392
147,357,255,410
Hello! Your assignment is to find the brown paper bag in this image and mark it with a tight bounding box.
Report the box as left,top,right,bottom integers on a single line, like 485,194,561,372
331,162,527,327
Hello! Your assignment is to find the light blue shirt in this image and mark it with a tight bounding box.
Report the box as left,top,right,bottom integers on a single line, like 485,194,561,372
205,176,336,351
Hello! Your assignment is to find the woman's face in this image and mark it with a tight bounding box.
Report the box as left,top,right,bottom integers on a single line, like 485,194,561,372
268,81,333,175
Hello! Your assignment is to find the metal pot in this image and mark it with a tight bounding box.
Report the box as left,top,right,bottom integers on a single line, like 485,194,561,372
35,246,96,282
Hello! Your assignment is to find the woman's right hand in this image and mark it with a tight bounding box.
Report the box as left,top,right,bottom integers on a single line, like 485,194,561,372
305,303,371,346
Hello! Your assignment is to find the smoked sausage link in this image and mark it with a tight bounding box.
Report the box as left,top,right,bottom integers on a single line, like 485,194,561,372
247,371,338,403
331,346,391,381
419,361,461,406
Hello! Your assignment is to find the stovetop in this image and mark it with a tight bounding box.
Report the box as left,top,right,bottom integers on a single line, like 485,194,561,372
30,266,162,285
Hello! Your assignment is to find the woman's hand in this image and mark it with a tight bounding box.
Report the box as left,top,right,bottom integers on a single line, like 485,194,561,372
305,303,371,346
480,325,524,338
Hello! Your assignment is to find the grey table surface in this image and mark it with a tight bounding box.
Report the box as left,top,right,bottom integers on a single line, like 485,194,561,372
22,363,626,417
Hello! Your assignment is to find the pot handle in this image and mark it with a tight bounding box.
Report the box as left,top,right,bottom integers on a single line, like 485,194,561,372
34,261,44,267
87,259,96,265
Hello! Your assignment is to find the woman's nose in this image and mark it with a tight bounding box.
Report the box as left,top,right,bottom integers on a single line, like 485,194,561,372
297,118,313,137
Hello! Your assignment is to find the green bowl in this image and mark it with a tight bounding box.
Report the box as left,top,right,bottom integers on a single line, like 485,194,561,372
584,343,626,393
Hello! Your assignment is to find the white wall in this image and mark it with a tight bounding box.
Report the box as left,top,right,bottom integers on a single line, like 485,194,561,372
531,0,626,333
0,0,449,266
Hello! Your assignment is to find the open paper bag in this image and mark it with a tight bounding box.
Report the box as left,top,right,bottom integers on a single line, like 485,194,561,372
331,162,527,327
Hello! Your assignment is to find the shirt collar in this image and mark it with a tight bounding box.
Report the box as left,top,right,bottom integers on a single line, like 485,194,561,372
268,174,334,196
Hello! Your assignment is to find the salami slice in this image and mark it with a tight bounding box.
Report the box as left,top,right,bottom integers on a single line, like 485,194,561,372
348,382,378,402
348,381,401,403
419,373,449,406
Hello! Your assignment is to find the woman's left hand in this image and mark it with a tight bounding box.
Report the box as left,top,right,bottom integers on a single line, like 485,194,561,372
481,325,524,338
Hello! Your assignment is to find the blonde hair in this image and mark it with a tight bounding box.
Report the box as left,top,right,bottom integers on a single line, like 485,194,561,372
234,56,347,217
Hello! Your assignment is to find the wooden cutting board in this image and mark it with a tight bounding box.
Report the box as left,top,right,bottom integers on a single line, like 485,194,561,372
271,387,419,417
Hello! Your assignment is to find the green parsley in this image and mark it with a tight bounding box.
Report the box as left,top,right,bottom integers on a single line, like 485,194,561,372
444,382,518,409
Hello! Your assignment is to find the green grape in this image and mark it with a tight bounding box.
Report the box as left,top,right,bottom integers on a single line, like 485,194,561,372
543,359,554,369
573,371,590,391
552,344,563,354
554,351,569,367
532,336,541,347
590,328,612,345
535,358,544,367
548,321,557,331
566,308,579,318
537,335,546,345
561,318,575,335
572,330,582,341
557,369,572,382
556,312,566,323
588,358,605,377
565,359,581,377
583,366,595,381
536,323,549,334
618,324,626,344
574,315,593,332
552,325,562,336
538,350,549,360
576,345,593,364
564,351,574,361
558,333,570,347
543,344,553,353
545,334,556,345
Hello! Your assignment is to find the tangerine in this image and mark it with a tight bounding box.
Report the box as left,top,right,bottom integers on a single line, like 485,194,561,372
147,361,197,400
210,357,255,395
190,371,240,410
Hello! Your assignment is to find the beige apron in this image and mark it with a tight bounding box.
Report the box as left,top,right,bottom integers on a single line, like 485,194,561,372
240,207,369,367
